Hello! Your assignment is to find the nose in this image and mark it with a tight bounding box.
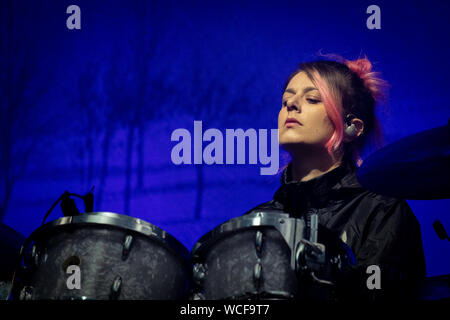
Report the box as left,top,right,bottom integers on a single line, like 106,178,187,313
286,98,300,112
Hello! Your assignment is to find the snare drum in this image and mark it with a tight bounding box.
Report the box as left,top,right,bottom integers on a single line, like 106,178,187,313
191,211,305,300
13,212,191,300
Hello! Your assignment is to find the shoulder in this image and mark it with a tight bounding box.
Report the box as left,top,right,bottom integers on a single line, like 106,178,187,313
348,187,423,244
356,187,416,218
341,171,418,222
329,171,422,240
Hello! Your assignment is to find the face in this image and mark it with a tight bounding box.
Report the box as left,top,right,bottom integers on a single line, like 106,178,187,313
278,71,335,152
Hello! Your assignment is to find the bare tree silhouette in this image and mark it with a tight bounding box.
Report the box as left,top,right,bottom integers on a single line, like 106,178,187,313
120,0,174,215
180,51,258,220
71,62,104,191
97,54,126,210
0,1,54,221
95,3,176,215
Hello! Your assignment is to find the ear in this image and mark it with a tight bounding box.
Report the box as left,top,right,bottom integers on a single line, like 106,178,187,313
344,117,364,142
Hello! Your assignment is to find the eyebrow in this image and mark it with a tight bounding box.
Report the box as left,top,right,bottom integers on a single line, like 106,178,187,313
284,87,319,95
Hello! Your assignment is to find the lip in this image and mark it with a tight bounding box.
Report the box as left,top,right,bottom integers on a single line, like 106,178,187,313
285,117,301,126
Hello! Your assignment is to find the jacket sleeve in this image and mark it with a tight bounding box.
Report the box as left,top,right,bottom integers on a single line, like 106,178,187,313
344,198,426,300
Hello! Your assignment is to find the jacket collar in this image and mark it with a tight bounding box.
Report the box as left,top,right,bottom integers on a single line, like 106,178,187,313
274,157,361,214
280,157,358,188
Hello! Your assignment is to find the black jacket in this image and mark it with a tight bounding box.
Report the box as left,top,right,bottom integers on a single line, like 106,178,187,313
243,158,426,300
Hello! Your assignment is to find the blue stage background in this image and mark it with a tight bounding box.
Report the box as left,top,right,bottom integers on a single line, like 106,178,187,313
1,0,449,277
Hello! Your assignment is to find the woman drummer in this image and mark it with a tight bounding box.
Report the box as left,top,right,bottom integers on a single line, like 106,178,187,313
244,54,426,300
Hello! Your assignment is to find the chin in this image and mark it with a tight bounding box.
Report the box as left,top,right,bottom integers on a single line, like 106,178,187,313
279,140,306,153
279,133,305,146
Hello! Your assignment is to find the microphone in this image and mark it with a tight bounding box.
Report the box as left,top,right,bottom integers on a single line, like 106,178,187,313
42,187,95,225
83,192,94,213
60,191,80,217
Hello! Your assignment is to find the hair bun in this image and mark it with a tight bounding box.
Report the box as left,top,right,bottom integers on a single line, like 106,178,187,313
345,58,388,102
345,58,372,78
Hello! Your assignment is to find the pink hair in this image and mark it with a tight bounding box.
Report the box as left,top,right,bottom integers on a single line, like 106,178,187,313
310,69,344,157
345,57,388,103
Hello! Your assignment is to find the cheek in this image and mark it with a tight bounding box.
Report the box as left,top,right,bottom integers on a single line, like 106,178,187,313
308,107,335,139
317,116,336,143
277,109,285,129
322,114,335,134
310,105,333,129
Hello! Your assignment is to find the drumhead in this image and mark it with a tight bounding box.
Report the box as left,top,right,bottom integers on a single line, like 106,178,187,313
191,210,303,259
27,212,190,263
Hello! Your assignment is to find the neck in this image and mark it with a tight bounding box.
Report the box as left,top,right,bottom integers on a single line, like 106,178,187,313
288,146,342,182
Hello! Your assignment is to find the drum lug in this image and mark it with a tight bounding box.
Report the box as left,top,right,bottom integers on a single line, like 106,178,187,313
253,261,262,290
31,245,37,259
31,245,39,267
190,292,205,300
19,286,34,301
122,235,134,261
109,276,122,300
42,249,48,264
254,230,264,291
193,263,206,286
255,231,263,254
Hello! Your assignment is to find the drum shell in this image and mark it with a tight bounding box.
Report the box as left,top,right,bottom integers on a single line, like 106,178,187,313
16,215,191,300
194,227,299,300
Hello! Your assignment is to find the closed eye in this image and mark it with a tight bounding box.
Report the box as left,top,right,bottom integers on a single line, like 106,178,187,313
307,98,321,104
